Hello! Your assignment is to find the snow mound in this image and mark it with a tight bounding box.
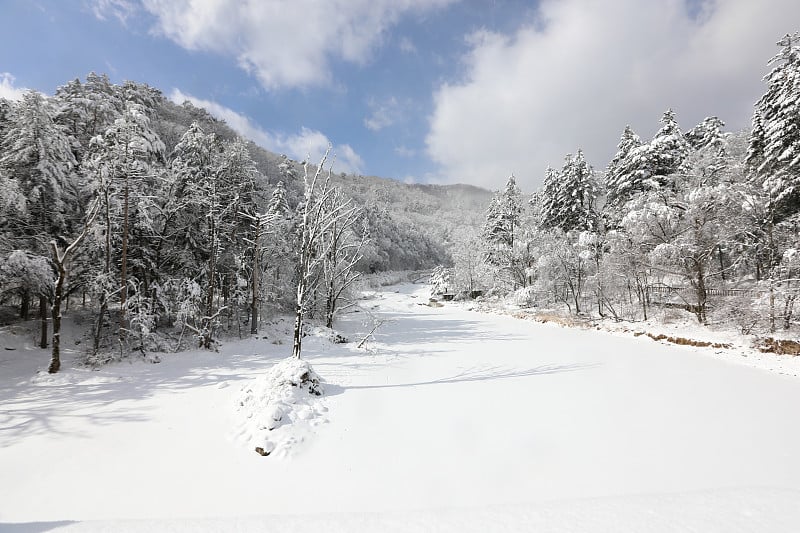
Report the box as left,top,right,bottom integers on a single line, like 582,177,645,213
233,357,327,457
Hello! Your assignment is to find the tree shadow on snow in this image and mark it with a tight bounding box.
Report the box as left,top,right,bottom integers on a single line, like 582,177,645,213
345,362,599,390
0,347,285,446
0,521,78,532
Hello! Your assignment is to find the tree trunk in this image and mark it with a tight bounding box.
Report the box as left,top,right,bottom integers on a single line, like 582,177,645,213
39,295,48,349
49,256,66,373
94,186,112,355
692,258,708,324
20,290,30,320
325,279,335,329
119,177,129,343
250,246,259,335
292,299,303,359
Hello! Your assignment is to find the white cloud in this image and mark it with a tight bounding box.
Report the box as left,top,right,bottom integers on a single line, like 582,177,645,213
426,0,800,191
0,73,27,101
170,89,364,174
364,96,401,131
394,145,416,158
90,0,137,24
137,0,454,90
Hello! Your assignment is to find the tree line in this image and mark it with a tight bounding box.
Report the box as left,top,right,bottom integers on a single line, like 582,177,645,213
0,74,368,371
444,32,800,335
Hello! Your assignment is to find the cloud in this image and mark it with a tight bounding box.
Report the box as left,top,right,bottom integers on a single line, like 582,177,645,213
169,89,364,174
426,0,800,191
364,96,402,131
0,73,27,101
394,145,416,158
90,0,137,24
135,0,454,90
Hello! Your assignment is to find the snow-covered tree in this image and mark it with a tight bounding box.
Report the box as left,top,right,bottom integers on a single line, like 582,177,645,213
0,91,80,346
540,150,598,232
605,125,642,210
319,189,366,328
747,32,800,218
482,174,526,289
606,110,691,212
85,102,165,352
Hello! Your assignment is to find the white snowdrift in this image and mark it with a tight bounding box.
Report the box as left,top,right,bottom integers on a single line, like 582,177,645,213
233,357,327,457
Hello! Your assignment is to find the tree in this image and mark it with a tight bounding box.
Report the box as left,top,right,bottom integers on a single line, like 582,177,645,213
482,174,525,288
48,198,101,373
163,122,223,347
0,90,79,347
605,125,642,210
53,73,123,158
291,148,362,358
85,102,165,353
747,32,800,219
449,226,492,295
540,151,598,232
606,110,691,211
319,189,365,328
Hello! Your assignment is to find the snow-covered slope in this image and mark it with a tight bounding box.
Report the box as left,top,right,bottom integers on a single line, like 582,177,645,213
1,284,799,531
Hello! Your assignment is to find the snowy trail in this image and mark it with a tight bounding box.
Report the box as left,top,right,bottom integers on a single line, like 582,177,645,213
2,283,800,531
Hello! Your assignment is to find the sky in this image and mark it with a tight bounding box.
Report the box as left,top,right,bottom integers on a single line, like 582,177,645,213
1,0,799,192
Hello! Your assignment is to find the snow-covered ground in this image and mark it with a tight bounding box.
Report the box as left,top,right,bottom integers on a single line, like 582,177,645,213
2,283,800,532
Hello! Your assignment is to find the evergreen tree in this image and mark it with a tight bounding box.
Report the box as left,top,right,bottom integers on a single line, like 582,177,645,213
747,32,800,217
607,110,691,210
85,102,165,352
0,91,79,346
605,125,642,208
541,151,597,232
0,91,79,240
686,116,726,153
482,175,525,288
483,174,522,250
53,73,123,157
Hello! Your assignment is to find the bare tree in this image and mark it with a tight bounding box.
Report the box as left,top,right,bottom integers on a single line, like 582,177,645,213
320,189,366,328
291,148,364,358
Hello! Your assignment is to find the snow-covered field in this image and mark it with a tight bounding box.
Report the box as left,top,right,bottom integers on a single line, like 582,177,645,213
2,283,800,532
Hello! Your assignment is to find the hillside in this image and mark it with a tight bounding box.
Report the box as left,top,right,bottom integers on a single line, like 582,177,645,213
155,97,493,270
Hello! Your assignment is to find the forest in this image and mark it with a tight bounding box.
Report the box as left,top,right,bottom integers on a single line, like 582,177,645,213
1,32,799,374
0,73,486,373
439,32,800,343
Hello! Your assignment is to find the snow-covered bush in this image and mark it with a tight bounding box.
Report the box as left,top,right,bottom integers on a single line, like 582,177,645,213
510,286,538,308
429,265,452,295
235,357,326,457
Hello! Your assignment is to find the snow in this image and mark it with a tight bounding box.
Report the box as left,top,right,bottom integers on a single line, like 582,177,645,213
2,283,800,531
233,356,327,457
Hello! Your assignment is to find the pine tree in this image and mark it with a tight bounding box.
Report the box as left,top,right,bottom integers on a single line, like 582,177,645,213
482,175,525,288
0,91,79,239
605,125,642,208
541,151,597,232
607,110,691,210
747,32,800,217
0,91,79,347
85,102,165,353
483,174,522,250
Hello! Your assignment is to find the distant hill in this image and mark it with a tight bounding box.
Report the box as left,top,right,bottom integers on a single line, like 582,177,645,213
156,98,494,270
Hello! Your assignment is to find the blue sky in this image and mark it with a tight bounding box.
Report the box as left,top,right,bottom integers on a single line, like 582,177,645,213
1,0,799,191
